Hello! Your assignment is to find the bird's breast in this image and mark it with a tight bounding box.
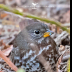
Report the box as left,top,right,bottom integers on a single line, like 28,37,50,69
11,37,59,72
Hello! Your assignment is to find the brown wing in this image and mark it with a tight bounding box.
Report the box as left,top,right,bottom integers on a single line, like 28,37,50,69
37,37,60,71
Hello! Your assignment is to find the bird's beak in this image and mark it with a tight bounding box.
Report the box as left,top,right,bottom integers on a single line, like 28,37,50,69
43,29,54,38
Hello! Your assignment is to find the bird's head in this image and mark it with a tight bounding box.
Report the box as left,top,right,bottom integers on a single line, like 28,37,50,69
25,22,54,40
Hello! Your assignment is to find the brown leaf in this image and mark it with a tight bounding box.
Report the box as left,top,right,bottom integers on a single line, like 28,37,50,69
2,45,13,56
0,13,8,19
0,40,10,50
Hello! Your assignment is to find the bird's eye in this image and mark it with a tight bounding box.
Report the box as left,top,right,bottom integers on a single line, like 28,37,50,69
34,30,40,34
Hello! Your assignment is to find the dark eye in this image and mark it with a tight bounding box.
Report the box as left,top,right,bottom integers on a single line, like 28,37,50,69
6,18,9,20
34,30,40,34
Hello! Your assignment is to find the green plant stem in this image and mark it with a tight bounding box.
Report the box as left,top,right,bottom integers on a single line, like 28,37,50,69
0,4,70,33
67,59,70,72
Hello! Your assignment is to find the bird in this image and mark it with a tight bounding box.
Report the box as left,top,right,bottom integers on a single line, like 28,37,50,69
10,21,60,72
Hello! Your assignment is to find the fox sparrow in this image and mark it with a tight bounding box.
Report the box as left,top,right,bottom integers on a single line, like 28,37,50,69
10,21,59,72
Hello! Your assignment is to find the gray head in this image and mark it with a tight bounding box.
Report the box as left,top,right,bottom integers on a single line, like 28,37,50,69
25,22,53,40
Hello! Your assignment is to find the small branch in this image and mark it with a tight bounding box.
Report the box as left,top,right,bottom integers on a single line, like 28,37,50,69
0,4,70,34
0,50,18,71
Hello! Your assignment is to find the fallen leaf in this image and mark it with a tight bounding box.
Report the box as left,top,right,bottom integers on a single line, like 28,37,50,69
0,13,8,19
0,40,10,50
2,45,13,56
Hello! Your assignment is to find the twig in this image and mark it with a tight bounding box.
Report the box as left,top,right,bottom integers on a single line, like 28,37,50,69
0,4,70,34
0,50,18,71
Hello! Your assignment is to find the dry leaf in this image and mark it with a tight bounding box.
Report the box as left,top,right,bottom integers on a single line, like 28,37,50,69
0,40,10,50
0,13,8,19
2,45,13,56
